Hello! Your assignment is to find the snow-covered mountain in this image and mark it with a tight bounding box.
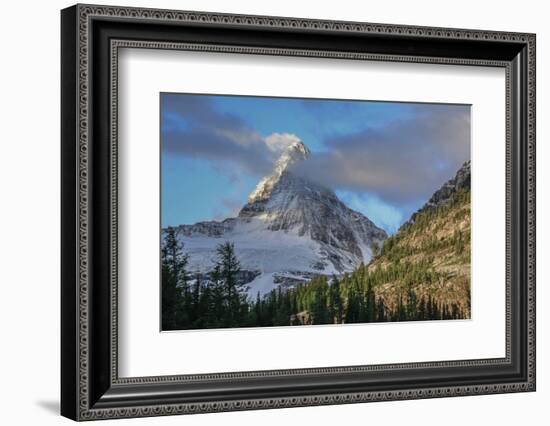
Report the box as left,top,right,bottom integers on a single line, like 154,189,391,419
173,138,387,296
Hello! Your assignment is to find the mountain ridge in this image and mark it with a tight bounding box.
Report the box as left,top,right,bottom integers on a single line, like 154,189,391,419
405,160,470,228
172,138,387,295
365,161,471,317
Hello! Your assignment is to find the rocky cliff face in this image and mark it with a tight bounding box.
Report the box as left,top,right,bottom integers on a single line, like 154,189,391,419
406,161,470,227
237,140,386,269
174,138,387,296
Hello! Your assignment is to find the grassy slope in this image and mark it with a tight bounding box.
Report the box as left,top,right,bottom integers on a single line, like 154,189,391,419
367,188,471,318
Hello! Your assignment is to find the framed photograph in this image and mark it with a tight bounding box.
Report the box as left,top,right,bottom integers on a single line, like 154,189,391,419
61,4,536,421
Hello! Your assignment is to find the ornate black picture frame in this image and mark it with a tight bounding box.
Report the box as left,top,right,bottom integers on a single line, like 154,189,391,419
61,4,536,421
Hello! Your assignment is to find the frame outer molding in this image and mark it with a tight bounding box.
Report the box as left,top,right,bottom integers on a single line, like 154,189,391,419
61,3,536,421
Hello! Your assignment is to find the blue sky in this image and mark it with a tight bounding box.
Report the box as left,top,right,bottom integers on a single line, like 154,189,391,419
161,93,470,234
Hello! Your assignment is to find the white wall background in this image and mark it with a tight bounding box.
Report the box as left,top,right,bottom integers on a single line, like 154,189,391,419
0,0,546,424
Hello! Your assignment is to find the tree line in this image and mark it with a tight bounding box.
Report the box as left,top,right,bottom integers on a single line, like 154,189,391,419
161,227,468,331
162,227,251,330
253,264,467,327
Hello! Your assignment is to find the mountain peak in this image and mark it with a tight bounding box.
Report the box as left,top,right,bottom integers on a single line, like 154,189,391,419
248,136,310,203
173,134,387,295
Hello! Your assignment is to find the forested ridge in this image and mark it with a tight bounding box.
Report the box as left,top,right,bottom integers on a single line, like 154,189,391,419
162,188,471,330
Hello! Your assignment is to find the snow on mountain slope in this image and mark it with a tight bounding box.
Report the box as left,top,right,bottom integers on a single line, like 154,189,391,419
173,138,387,296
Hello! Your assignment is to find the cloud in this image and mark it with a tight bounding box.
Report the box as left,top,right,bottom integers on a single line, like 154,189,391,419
293,104,470,204
161,95,275,176
265,133,302,154
162,95,470,227
162,95,307,181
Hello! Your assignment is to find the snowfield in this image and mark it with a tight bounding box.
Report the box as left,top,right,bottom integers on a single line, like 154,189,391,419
180,219,341,296
171,138,386,297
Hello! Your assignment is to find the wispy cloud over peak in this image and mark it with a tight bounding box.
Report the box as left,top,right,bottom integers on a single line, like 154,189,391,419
265,132,303,154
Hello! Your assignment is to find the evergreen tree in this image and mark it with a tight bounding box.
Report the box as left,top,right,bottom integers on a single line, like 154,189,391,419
376,296,386,322
365,279,376,322
161,227,189,330
209,264,225,327
418,296,427,320
406,285,418,320
329,276,342,323
189,274,201,324
215,242,244,326
397,295,407,321
254,291,263,325
196,280,213,328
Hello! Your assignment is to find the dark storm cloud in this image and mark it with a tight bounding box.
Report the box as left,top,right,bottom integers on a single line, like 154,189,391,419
292,104,470,204
161,94,274,176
